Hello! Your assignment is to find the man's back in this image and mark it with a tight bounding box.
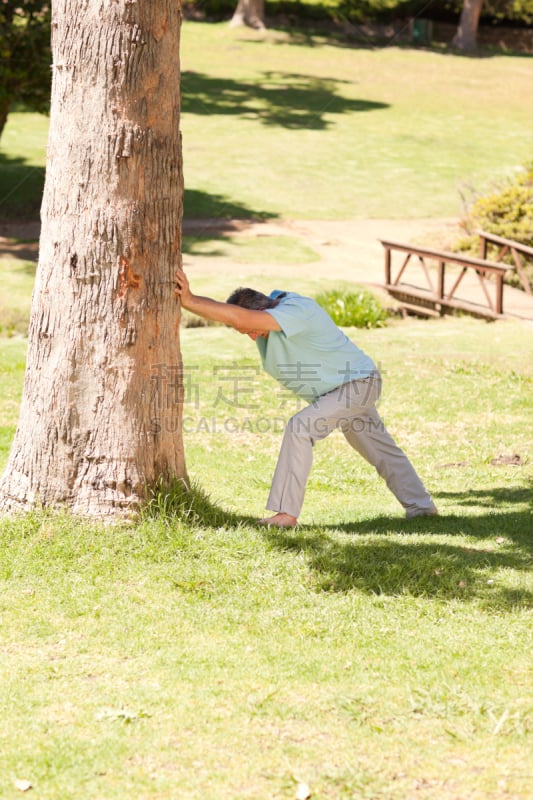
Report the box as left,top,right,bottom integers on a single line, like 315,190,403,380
256,291,376,400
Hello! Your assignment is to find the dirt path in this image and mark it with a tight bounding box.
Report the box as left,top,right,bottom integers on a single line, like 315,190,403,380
181,217,464,295
1,215,458,286
2,217,532,320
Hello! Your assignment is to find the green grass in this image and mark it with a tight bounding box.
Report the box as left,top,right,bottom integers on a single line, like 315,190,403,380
2,22,533,220
0,254,35,335
179,23,533,219
0,21,532,799
1,316,532,799
0,110,47,218
0,336,26,467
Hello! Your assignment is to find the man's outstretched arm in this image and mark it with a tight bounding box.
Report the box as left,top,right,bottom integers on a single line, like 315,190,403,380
174,267,281,335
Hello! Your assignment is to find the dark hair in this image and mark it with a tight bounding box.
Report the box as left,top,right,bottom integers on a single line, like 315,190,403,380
226,287,278,310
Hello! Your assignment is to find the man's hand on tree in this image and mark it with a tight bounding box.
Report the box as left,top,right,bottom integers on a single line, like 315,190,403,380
174,266,192,308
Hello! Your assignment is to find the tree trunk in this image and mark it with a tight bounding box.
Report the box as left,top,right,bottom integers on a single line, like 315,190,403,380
0,98,10,141
452,0,485,51
0,0,187,518
229,0,266,30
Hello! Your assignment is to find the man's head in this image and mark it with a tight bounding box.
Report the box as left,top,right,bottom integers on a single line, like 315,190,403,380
226,288,286,340
226,287,278,310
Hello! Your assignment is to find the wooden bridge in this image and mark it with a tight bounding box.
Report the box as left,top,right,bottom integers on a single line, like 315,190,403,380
382,232,533,321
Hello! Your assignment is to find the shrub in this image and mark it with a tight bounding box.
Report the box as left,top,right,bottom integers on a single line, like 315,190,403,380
315,287,389,328
458,161,533,290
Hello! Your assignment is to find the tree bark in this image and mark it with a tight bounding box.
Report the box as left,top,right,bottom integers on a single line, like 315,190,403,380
229,0,266,30
452,0,485,51
0,0,187,518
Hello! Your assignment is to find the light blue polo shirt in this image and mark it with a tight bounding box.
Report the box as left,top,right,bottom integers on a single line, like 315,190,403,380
255,290,376,401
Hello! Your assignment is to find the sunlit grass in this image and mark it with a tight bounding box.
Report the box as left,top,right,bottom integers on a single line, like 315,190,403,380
2,24,532,220
1,314,532,799
182,233,321,263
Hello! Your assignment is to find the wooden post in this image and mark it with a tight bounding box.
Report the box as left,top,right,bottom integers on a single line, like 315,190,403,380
495,274,504,315
437,261,445,300
385,246,391,285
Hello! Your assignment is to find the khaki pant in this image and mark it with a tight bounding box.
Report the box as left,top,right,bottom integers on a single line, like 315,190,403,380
266,374,434,518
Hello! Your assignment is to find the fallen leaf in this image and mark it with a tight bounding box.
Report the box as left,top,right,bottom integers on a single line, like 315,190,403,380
296,782,311,800
13,779,32,792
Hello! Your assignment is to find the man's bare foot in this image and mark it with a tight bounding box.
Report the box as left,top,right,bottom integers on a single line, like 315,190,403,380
258,512,298,528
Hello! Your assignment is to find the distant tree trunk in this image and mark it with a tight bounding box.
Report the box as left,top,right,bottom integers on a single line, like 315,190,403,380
452,0,485,51
0,99,10,140
0,0,187,518
230,0,265,30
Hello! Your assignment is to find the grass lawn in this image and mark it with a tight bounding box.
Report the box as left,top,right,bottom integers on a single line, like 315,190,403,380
180,23,533,219
1,22,533,221
0,110,47,219
1,315,532,799
0,18,532,800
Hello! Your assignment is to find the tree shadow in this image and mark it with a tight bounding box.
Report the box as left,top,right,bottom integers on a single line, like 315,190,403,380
183,188,279,222
0,240,38,265
181,70,389,129
142,476,259,529
255,21,533,60
0,153,45,220
0,172,276,240
261,484,532,610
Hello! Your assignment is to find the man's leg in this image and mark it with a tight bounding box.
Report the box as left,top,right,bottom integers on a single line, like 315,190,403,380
341,405,436,517
265,378,381,521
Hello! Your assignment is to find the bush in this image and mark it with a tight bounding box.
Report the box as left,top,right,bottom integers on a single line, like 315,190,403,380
458,161,533,291
315,287,389,328
184,0,533,26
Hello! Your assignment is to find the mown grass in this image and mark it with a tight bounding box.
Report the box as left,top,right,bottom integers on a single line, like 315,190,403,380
0,254,35,335
1,315,532,799
182,233,321,263
0,110,47,218
1,22,533,221
0,19,532,799
179,22,533,219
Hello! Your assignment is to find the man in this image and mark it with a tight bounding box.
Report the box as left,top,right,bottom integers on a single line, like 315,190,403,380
174,268,438,527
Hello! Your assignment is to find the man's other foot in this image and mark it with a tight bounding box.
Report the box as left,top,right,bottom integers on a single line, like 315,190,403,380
406,502,439,519
259,512,298,528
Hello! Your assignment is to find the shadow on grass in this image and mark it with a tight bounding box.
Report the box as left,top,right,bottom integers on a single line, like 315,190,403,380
0,181,277,242
0,241,38,264
257,23,533,60
145,477,532,610
183,188,278,222
263,515,532,609
142,476,257,529
260,482,533,608
0,153,45,220
182,70,389,129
